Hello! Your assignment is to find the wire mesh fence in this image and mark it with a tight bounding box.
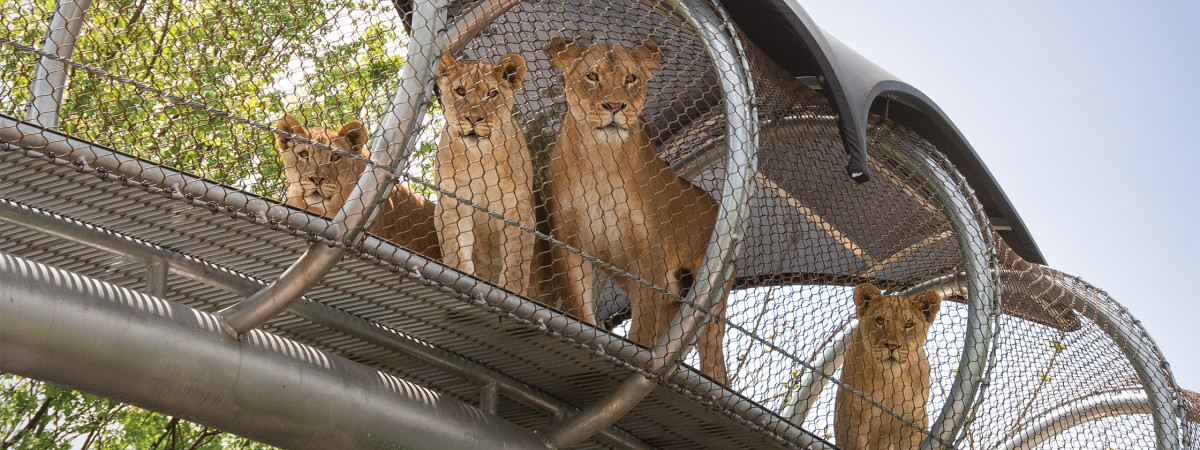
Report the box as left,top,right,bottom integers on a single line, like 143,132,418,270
0,0,1187,448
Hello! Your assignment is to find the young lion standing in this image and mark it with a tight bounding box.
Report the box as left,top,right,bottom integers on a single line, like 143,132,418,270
544,36,729,384
434,52,535,295
836,284,941,449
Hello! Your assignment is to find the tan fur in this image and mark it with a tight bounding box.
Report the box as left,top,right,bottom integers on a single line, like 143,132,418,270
545,36,729,384
434,52,535,295
835,285,941,450
276,113,440,260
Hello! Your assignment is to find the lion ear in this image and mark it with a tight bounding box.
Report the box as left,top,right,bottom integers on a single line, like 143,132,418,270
633,38,662,70
548,36,583,68
438,51,458,78
911,290,941,323
853,284,881,316
276,113,306,151
337,120,368,154
493,53,527,89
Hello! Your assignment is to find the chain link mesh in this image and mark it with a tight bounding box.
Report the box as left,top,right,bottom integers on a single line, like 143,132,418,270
0,0,1185,448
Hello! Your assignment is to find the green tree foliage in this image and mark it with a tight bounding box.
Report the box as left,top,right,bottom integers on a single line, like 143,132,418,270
0,373,275,449
2,0,428,197
0,0,431,447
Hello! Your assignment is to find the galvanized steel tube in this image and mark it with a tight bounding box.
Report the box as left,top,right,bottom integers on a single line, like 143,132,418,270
215,0,450,334
26,0,92,128
540,0,758,446
888,140,998,450
0,250,551,450
0,198,651,449
1000,390,1154,450
781,318,858,424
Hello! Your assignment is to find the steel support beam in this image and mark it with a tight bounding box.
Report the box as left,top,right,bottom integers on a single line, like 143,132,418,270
539,0,758,446
1000,390,1154,450
1044,271,1183,449
780,318,857,424
215,0,451,334
0,198,652,449
0,250,551,450
885,140,998,450
26,0,92,128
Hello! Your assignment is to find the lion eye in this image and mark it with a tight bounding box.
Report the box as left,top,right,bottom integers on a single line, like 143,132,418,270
487,89,499,98
330,153,341,162
585,72,599,82
454,86,467,96
875,317,885,326
904,321,915,329
624,74,638,84
298,150,310,158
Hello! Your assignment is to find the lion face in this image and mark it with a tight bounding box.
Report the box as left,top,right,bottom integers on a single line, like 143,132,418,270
548,37,661,135
276,113,370,216
852,285,940,367
436,52,526,140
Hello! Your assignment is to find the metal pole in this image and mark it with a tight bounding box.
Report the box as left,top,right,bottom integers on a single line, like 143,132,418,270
884,140,998,450
1043,270,1183,449
0,250,551,450
540,0,758,446
26,0,92,128
999,390,1154,450
214,0,529,335
780,319,857,424
215,0,450,334
0,198,652,449
145,257,168,298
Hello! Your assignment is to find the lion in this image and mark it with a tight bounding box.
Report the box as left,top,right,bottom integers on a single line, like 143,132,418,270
835,284,941,449
545,36,729,384
275,113,440,260
433,52,535,295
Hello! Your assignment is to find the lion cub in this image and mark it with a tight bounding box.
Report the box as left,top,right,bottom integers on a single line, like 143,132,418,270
835,284,941,449
433,52,535,295
545,36,729,383
275,113,440,260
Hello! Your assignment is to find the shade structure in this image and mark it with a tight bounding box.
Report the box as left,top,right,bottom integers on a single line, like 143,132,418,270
0,0,1186,448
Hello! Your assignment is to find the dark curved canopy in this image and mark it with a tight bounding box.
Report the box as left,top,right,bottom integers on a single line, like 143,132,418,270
720,0,1045,265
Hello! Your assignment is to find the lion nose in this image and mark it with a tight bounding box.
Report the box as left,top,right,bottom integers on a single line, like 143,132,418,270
884,343,901,351
309,177,325,185
601,102,626,113
463,116,485,125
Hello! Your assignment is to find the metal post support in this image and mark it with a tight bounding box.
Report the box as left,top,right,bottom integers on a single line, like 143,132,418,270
145,257,168,298
883,140,998,450
26,0,92,128
1000,389,1155,450
0,198,652,449
0,251,552,450
1043,270,1183,449
215,0,450,334
539,0,758,447
780,319,858,424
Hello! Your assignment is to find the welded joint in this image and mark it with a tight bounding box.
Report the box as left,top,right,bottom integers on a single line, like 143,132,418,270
480,382,499,415
146,257,168,299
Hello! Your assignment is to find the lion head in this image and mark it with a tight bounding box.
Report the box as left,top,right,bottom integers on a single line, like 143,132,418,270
548,37,661,134
436,52,526,140
852,284,940,367
276,113,370,216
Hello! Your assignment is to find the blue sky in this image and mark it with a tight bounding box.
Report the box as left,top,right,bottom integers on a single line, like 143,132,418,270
796,1,1199,391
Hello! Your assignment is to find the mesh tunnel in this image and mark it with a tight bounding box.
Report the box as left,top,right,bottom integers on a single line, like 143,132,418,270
0,0,1187,448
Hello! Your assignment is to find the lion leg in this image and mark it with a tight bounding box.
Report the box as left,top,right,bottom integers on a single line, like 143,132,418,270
437,201,476,276
696,276,730,384
553,244,597,324
622,276,678,350
496,206,534,295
